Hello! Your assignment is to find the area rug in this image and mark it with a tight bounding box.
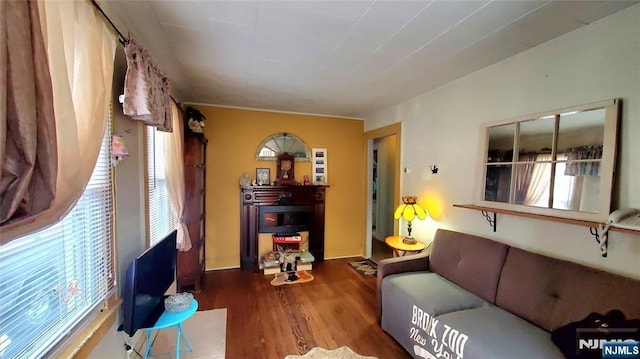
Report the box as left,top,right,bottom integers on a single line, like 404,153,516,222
271,270,314,286
147,308,227,358
284,346,378,359
348,259,377,277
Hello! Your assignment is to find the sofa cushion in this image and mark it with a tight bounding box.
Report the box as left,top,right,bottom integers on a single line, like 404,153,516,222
381,272,488,354
496,247,640,332
422,306,565,359
429,229,509,303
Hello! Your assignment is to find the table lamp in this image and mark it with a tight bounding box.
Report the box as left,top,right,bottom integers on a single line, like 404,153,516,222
394,196,427,244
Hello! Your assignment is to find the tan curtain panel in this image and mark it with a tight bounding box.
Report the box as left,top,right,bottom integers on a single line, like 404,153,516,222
0,0,117,244
0,0,57,228
163,103,191,251
123,39,172,132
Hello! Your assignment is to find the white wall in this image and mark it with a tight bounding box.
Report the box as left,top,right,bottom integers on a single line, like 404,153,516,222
365,5,640,279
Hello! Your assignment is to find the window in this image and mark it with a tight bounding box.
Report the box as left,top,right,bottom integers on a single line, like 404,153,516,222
479,99,619,222
0,123,114,359
147,127,176,245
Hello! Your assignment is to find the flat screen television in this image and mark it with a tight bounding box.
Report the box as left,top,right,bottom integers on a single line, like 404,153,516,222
121,230,177,336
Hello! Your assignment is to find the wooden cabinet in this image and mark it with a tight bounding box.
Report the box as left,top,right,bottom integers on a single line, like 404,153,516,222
178,132,207,292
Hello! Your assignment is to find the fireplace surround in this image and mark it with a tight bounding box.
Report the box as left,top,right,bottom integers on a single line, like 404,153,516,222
240,185,327,270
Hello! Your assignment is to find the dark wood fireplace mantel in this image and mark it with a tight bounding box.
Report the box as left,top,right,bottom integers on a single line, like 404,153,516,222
240,185,328,270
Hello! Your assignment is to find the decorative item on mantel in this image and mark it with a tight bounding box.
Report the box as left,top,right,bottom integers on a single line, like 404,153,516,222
276,153,296,185
394,196,428,244
185,107,206,134
240,173,251,189
256,168,270,185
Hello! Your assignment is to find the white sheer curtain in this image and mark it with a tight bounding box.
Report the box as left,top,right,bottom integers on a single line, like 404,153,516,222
163,103,191,251
0,0,117,242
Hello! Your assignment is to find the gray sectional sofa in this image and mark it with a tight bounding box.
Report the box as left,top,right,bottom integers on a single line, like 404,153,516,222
377,229,640,358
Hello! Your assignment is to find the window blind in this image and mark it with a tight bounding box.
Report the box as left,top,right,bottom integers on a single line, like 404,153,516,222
147,126,177,245
0,122,114,359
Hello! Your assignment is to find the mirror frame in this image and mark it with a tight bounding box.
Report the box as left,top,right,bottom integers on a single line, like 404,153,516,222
476,99,620,222
255,133,310,162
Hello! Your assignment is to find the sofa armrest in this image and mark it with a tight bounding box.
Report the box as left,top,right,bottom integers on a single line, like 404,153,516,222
376,251,430,321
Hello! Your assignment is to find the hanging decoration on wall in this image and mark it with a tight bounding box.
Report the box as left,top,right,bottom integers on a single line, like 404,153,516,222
312,148,327,185
111,135,129,166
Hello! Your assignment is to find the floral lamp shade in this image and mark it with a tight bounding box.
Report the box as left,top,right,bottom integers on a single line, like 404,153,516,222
394,196,428,244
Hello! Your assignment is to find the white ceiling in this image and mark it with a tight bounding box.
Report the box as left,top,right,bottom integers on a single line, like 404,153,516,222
102,0,638,118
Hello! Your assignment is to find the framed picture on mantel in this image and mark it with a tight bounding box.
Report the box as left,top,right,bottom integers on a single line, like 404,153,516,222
312,148,327,185
256,168,270,185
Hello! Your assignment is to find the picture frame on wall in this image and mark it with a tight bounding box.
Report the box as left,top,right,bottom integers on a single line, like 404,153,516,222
312,148,327,185
256,168,270,185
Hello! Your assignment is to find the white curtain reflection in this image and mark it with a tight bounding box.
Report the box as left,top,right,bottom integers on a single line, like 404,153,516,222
524,154,552,207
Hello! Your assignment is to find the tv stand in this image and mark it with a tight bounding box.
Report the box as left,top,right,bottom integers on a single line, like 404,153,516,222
240,185,328,270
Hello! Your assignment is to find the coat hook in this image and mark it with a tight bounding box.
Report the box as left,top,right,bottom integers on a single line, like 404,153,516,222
430,165,438,174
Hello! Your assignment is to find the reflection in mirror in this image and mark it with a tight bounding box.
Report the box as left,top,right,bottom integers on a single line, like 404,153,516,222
552,159,600,213
513,158,552,207
518,117,555,158
484,165,511,203
477,99,618,222
557,108,605,154
255,133,309,161
487,124,515,163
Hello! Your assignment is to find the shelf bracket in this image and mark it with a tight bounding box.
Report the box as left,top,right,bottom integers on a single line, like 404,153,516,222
481,210,497,232
589,226,600,244
591,225,608,258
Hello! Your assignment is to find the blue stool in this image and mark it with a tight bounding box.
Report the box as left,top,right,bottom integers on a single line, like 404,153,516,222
141,299,198,359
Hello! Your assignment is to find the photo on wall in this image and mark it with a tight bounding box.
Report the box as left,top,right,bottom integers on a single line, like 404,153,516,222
312,148,327,185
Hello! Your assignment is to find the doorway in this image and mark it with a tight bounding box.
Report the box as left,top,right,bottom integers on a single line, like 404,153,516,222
364,123,401,263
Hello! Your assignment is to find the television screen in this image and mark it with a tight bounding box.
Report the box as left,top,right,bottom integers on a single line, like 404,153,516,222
121,230,177,336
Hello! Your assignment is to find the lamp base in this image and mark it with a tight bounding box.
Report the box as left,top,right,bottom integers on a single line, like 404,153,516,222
402,236,417,245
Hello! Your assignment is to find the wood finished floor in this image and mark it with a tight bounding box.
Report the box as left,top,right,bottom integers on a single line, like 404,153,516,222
192,257,411,359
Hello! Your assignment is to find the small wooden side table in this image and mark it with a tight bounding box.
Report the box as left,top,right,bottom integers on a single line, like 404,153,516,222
385,236,426,257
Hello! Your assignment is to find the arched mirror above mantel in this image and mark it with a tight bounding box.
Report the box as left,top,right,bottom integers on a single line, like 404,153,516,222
255,133,310,161
477,99,620,223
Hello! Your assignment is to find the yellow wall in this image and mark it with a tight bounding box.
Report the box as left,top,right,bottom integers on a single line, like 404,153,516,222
192,105,366,269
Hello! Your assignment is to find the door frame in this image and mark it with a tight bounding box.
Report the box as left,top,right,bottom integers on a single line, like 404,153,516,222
363,122,401,258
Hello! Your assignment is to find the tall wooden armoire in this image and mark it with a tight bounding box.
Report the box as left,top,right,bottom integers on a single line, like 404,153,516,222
178,131,207,292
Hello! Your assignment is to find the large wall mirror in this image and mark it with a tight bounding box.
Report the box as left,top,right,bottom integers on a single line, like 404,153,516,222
478,99,620,222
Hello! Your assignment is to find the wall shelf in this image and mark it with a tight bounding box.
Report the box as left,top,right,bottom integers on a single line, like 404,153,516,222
453,204,640,235
454,203,639,258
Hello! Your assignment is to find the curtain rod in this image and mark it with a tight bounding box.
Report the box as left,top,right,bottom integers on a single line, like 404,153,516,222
90,0,126,45
89,0,184,112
